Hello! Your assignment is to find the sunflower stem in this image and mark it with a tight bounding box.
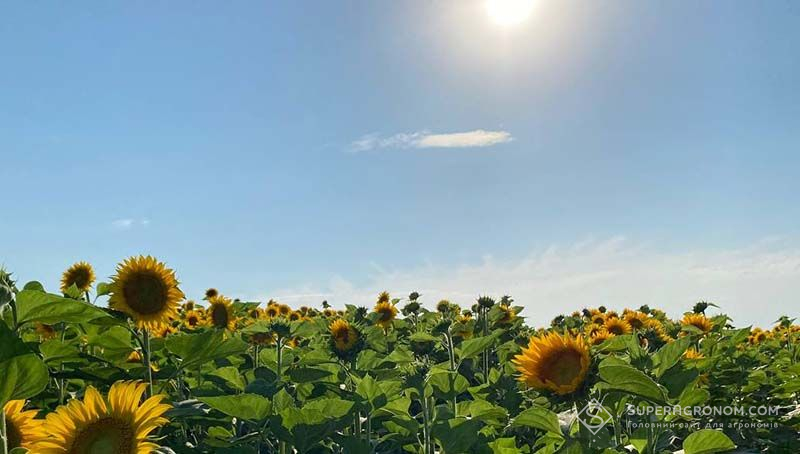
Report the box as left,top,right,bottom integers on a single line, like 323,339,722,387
276,338,283,383
0,408,8,454
59,323,68,404
143,329,154,398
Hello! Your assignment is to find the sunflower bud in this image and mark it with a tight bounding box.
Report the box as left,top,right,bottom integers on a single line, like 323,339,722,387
409,291,420,301
477,295,495,309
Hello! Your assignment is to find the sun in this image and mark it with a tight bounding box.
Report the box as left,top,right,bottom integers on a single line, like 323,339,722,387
486,0,536,26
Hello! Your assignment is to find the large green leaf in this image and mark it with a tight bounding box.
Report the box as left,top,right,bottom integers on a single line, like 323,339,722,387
682,429,736,454
431,417,484,453
166,330,247,369
597,357,667,403
15,289,109,326
512,406,562,435
457,333,498,360
652,336,691,377
0,323,49,405
200,394,272,421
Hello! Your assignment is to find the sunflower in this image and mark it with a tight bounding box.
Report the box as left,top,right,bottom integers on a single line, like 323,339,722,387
377,291,390,304
3,400,47,450
330,319,360,357
278,304,292,317
624,311,648,330
182,300,196,311
35,323,58,340
205,295,237,331
247,307,264,320
151,323,176,338
584,324,603,337
374,301,398,329
513,332,590,395
204,288,218,300
590,329,614,346
645,318,673,343
60,261,96,295
436,300,451,313
496,304,517,325
265,306,280,318
33,381,170,454
590,313,606,325
249,332,277,346
604,317,632,336
683,348,705,360
182,310,204,330
681,313,713,334
108,256,184,330
126,350,142,363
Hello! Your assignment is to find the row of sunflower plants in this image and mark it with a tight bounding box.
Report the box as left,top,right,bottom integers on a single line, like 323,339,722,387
0,257,798,453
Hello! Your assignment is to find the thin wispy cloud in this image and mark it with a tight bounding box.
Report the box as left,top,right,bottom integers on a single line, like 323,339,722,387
255,237,800,328
349,129,513,152
111,218,150,230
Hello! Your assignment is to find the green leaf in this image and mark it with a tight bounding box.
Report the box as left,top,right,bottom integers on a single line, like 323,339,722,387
597,357,667,403
682,429,736,454
0,323,49,405
457,333,498,360
286,366,333,384
428,371,470,399
166,330,248,369
652,336,691,377
200,394,272,421
96,282,112,297
356,374,387,412
209,366,247,391
15,289,109,326
431,417,484,453
512,406,562,435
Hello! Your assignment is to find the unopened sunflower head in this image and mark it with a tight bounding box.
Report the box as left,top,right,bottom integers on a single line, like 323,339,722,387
513,331,591,395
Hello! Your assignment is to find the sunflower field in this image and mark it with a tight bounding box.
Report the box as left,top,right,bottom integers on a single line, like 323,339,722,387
0,257,798,454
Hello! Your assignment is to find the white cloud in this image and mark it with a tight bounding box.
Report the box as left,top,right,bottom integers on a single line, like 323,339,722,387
349,129,513,152
111,218,150,229
254,237,800,328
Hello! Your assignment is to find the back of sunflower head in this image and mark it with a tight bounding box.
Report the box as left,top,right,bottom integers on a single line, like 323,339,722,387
0,266,16,308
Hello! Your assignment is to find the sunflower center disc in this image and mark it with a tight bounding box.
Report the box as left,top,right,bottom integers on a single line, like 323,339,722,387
542,349,583,387
71,417,134,454
212,304,229,327
5,419,22,449
123,272,168,315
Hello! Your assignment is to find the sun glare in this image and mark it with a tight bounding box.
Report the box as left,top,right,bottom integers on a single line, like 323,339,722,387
486,0,536,26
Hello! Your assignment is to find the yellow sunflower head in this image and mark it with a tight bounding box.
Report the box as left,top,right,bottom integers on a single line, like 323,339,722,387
288,311,303,322
330,319,360,357
247,307,264,320
681,313,713,334
604,317,632,336
683,348,705,360
60,261,96,294
590,329,615,346
278,304,292,317
265,306,280,318
584,323,603,337
373,301,398,329
249,332,277,346
204,288,218,300
34,381,171,454
183,310,204,330
205,295,237,331
108,256,184,331
182,300,196,311
513,332,591,395
151,323,176,338
377,291,391,304
590,313,606,325
322,308,336,317
624,311,648,330
3,400,47,450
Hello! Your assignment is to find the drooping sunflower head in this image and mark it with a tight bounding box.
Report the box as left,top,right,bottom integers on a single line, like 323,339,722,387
206,295,237,331
604,317,632,336
35,323,57,340
377,291,391,304
34,381,170,454
108,256,184,330
3,400,47,450
183,310,204,330
373,301,398,329
496,304,517,325
624,311,648,330
681,313,713,334
513,332,591,395
60,261,96,294
329,319,361,358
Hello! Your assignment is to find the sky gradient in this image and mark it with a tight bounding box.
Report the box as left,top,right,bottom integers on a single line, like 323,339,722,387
1,1,799,326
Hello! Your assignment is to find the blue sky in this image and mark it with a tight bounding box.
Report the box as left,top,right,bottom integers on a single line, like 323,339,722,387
1,1,798,326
